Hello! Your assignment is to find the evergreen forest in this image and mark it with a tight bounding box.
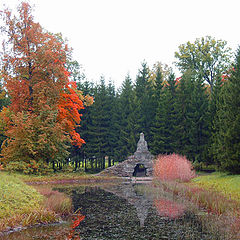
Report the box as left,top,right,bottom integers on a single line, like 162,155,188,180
0,3,240,174
67,40,240,174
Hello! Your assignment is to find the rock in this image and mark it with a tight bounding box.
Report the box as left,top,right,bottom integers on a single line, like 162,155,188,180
99,133,154,177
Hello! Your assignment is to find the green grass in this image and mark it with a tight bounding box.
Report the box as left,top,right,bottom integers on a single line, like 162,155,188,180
0,172,63,232
0,172,43,219
191,172,240,201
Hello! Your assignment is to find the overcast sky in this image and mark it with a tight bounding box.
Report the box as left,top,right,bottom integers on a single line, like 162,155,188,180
1,0,239,87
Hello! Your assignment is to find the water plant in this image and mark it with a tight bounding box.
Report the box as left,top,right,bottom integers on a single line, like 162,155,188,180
67,210,85,240
154,198,185,219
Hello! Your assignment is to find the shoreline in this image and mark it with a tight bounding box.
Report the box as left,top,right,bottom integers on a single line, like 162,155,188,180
0,173,122,235
1,172,240,238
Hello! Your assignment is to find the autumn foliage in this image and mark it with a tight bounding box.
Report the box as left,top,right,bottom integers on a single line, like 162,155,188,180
154,154,196,182
0,2,92,173
58,81,85,147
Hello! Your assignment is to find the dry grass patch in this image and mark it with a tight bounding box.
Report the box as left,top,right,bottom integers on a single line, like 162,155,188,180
33,185,72,216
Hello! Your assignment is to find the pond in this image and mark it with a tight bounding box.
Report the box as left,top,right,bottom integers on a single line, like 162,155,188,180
0,182,222,240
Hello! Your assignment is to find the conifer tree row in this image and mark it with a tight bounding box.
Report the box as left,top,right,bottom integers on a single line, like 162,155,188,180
211,48,240,173
0,4,238,174
73,42,238,173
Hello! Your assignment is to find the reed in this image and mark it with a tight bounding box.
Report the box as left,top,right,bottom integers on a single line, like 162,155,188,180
153,180,240,239
34,185,73,216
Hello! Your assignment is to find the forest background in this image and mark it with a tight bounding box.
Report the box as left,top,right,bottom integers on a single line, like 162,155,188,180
0,2,240,175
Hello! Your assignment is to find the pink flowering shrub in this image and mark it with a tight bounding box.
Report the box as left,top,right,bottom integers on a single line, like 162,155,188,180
154,153,196,182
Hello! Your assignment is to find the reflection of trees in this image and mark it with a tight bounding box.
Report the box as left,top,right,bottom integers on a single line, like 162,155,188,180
101,183,152,227
67,212,85,240
68,184,216,239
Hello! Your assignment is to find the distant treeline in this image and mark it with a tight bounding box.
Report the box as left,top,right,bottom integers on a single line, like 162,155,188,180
0,32,239,174
68,37,240,174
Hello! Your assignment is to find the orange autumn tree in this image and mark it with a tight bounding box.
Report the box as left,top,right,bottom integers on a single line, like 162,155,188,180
0,2,90,173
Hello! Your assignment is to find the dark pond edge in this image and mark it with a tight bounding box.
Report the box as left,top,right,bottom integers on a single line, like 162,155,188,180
0,220,68,237
25,176,123,185
0,177,153,237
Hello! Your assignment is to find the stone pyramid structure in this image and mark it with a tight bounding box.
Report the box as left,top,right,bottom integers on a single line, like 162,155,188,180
99,133,154,177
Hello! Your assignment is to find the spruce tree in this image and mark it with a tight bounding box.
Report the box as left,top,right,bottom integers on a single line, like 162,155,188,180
151,71,177,154
188,77,210,162
150,66,164,154
135,62,155,141
117,75,140,161
207,74,223,165
70,80,94,170
175,70,210,162
174,70,195,157
212,47,240,173
162,72,178,153
105,80,118,166
86,77,109,170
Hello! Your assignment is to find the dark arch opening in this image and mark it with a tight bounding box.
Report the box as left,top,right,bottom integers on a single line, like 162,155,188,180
133,163,147,177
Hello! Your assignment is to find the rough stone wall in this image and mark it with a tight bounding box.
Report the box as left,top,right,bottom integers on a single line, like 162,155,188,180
99,133,154,177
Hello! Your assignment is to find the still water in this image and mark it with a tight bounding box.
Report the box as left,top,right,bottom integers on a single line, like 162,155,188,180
0,182,221,240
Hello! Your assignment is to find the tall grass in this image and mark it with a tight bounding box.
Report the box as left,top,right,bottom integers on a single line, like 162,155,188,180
152,179,240,239
34,185,73,216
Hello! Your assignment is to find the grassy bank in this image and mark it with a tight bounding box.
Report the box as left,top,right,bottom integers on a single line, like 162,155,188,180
191,172,240,201
0,172,71,233
0,170,121,233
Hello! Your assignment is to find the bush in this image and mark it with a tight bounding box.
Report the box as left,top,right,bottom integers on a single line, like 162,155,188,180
193,161,216,172
154,153,196,182
4,160,53,175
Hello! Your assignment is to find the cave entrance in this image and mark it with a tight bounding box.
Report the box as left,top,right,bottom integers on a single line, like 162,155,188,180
133,163,147,177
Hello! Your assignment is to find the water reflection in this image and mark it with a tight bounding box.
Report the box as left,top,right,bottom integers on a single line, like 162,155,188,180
67,212,85,240
0,183,217,240
100,183,152,227
70,183,214,239
154,199,185,219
